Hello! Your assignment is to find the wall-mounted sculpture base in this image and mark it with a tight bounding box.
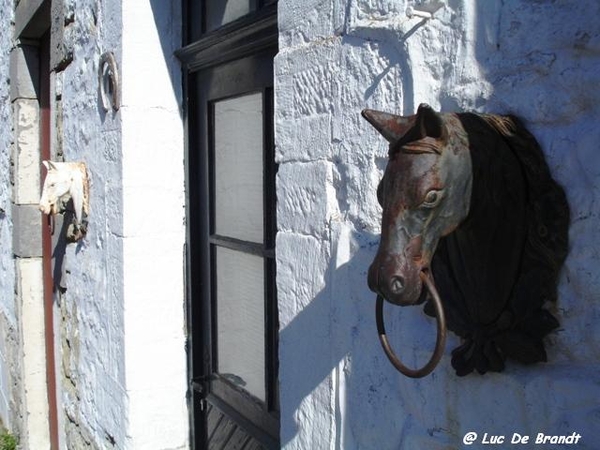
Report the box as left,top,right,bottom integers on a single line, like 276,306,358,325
425,113,569,376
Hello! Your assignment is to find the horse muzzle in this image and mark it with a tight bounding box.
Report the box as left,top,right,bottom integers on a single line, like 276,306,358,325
368,254,426,306
38,201,55,216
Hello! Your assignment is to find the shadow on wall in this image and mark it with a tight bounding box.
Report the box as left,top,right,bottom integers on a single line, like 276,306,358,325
279,226,460,447
148,0,183,118
348,17,429,111
278,227,380,446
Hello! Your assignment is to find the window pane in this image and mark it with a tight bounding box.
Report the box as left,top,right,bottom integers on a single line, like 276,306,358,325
206,0,253,32
216,247,265,401
214,93,264,243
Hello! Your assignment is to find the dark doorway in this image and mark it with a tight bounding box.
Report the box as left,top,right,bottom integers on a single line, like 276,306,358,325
178,2,279,448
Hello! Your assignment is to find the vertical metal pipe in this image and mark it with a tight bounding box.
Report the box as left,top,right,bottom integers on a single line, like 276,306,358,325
40,31,59,450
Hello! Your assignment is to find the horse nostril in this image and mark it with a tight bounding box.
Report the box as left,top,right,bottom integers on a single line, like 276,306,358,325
390,276,405,295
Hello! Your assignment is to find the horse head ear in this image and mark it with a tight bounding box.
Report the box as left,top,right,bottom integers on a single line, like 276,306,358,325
416,103,448,141
43,160,59,171
361,109,417,143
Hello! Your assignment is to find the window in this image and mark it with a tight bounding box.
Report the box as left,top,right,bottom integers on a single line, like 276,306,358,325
178,2,278,448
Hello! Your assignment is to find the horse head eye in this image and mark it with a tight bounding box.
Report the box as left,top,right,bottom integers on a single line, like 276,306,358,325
421,189,443,208
377,181,384,206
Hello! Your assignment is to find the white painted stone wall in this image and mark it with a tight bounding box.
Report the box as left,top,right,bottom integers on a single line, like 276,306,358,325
0,0,187,448
276,1,600,448
0,1,14,310
51,2,128,447
17,259,50,448
121,1,188,448
55,0,188,448
0,0,15,430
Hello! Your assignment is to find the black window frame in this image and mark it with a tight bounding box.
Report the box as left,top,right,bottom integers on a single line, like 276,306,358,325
177,2,279,448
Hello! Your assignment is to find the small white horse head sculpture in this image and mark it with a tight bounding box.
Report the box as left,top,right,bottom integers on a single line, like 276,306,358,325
39,160,89,226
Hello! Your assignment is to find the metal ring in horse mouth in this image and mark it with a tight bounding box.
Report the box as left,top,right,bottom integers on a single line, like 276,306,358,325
375,270,447,378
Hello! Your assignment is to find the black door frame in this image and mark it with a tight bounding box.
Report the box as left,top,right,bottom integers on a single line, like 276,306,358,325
177,4,279,448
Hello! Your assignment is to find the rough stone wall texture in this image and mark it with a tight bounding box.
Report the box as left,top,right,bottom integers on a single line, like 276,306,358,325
0,0,18,434
52,0,128,447
53,0,187,449
0,0,15,329
0,0,187,447
276,1,600,449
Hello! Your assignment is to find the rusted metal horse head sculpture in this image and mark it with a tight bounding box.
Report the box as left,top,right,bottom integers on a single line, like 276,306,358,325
364,104,569,377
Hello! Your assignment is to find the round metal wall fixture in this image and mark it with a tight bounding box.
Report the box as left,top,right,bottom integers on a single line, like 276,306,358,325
99,52,120,112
